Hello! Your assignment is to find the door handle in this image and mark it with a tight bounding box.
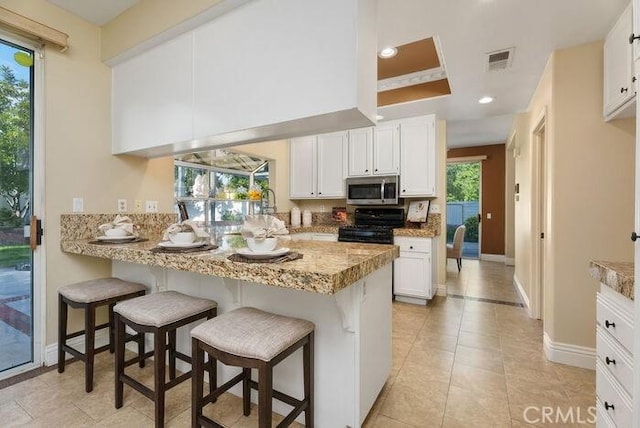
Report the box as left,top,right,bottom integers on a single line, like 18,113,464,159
477,213,481,223
30,215,43,250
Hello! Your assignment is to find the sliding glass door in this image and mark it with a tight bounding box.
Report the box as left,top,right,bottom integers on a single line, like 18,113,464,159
0,36,35,374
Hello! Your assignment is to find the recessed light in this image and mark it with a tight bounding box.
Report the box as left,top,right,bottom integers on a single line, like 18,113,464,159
478,96,494,104
378,47,398,59
376,114,384,121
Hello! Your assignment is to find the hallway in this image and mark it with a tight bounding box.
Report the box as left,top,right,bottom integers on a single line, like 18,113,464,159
0,261,595,427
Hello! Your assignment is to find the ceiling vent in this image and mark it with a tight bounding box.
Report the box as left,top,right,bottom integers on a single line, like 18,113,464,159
485,47,514,72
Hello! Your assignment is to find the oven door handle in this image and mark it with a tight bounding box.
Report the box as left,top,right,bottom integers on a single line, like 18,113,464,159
380,179,385,203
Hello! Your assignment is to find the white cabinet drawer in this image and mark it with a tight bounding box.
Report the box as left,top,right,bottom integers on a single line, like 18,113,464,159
596,398,616,428
596,292,634,352
596,327,633,396
394,237,431,253
596,360,633,428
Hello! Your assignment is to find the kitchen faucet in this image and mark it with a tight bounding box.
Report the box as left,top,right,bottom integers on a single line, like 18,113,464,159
261,188,277,215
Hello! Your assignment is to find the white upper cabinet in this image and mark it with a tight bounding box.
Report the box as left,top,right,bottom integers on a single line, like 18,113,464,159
112,33,194,155
289,136,316,199
604,2,636,121
347,125,399,177
347,128,374,176
632,0,640,59
373,122,400,175
290,132,347,199
317,132,348,198
400,115,437,197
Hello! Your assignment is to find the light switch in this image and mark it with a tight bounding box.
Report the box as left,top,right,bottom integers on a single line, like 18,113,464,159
487,213,492,219
72,197,84,213
429,204,440,213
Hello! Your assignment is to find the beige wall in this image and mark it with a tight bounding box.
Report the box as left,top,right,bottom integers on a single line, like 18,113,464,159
504,137,515,263
512,40,635,351
100,0,224,62
0,1,174,348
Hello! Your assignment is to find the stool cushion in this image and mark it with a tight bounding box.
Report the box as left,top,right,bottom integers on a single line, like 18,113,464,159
114,291,217,327
58,278,146,303
191,307,314,362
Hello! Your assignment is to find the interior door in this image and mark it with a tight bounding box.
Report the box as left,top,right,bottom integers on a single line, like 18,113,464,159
0,35,40,376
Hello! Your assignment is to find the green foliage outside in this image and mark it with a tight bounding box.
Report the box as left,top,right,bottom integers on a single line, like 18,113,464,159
0,65,30,224
0,245,29,268
464,215,479,241
447,162,479,202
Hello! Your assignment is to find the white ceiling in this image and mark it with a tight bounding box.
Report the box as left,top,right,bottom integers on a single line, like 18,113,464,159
47,0,629,148
377,0,629,147
47,0,140,25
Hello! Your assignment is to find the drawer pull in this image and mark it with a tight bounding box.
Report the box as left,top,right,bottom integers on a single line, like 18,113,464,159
409,246,414,249
605,356,616,365
604,401,615,411
604,320,616,328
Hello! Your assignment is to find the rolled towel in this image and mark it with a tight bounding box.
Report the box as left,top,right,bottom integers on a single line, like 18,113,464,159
162,220,210,241
98,215,137,236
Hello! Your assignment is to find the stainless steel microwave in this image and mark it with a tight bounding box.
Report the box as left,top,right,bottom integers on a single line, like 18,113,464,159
346,175,399,205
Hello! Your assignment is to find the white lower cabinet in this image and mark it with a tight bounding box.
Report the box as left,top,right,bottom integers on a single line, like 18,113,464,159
595,285,634,427
393,237,433,301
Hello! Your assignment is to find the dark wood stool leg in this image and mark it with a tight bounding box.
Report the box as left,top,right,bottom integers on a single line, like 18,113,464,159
108,303,116,353
138,330,146,368
304,332,314,427
168,329,177,380
154,327,166,428
114,313,125,408
57,294,67,373
242,368,251,416
84,303,96,393
258,364,273,428
208,354,216,396
192,338,204,428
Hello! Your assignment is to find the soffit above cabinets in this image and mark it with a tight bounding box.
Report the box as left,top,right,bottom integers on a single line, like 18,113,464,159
46,0,140,26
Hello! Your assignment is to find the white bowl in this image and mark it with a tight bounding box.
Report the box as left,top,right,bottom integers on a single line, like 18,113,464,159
170,231,196,244
105,228,128,238
246,237,278,252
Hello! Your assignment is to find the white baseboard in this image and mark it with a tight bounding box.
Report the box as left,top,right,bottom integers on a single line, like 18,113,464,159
395,295,428,305
505,257,515,266
543,332,596,370
513,274,530,309
480,253,505,263
44,329,110,367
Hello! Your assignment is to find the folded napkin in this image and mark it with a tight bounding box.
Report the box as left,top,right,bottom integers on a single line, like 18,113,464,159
162,220,210,241
242,215,289,239
98,215,137,236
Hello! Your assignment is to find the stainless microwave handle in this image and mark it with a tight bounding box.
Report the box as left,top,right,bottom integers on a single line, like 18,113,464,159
381,179,385,202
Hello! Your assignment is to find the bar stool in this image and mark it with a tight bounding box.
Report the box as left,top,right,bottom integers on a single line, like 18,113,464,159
58,277,147,393
191,307,315,428
113,290,217,427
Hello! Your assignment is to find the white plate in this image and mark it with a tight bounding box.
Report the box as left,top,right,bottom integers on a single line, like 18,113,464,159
157,241,207,249
96,235,136,241
236,247,290,259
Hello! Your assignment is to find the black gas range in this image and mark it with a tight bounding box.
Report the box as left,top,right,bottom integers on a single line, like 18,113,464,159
337,208,405,244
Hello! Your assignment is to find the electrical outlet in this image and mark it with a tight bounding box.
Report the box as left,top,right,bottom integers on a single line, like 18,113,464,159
152,201,158,212
429,203,440,213
117,199,127,213
145,200,154,213
72,197,84,213
134,200,142,213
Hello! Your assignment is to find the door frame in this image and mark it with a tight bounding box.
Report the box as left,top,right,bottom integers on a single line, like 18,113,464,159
0,30,46,379
530,108,547,320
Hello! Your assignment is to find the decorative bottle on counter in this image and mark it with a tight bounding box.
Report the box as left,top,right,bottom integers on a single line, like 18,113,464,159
302,209,312,227
291,207,301,227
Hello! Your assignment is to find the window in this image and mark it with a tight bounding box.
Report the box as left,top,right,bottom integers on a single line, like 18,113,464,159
174,149,271,233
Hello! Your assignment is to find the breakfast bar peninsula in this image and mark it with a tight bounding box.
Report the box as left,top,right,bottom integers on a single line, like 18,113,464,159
61,217,398,428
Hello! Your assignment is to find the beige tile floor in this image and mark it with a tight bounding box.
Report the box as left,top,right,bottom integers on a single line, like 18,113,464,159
0,259,595,427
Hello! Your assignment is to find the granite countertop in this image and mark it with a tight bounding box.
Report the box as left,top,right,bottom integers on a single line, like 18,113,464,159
289,226,438,238
589,260,634,300
60,236,398,296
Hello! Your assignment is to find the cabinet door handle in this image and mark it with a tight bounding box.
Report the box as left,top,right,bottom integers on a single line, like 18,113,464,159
620,87,629,93
604,320,616,328
402,189,406,193
629,33,640,44
605,356,616,365
409,246,414,249
633,76,637,83
631,231,638,241
375,168,378,172
318,192,322,195
604,401,615,411
365,169,369,172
